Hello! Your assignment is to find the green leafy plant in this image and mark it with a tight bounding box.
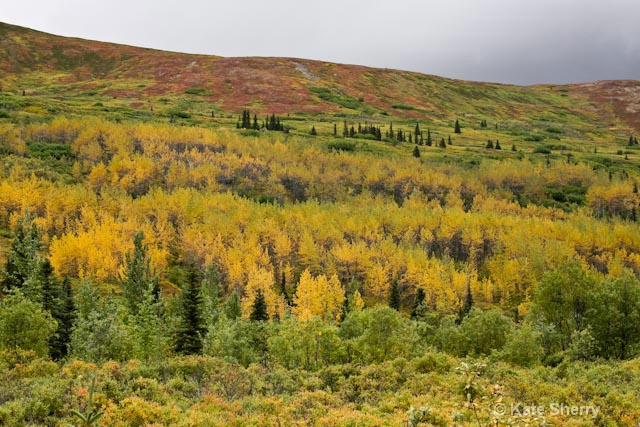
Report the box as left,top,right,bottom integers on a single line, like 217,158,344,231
67,377,103,427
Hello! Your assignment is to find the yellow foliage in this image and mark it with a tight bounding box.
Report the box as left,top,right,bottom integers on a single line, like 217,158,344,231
293,269,345,322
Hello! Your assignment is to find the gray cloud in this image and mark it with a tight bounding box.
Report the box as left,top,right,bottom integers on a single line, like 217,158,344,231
3,0,639,84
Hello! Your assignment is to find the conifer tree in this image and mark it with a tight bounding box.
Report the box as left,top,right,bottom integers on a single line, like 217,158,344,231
415,123,421,139
411,288,426,319
413,145,421,158
343,121,348,138
250,289,269,321
448,135,452,145
2,212,42,294
121,231,154,316
486,140,494,149
310,126,317,136
34,258,57,310
201,264,222,326
495,140,501,150
279,271,290,305
225,290,242,320
512,144,517,151
133,281,166,361
350,126,356,138
333,123,337,136
439,138,447,148
388,280,401,311
49,276,76,360
454,119,461,134
426,129,432,146
174,261,205,355
460,277,474,320
408,133,413,144
630,136,635,146
389,122,394,140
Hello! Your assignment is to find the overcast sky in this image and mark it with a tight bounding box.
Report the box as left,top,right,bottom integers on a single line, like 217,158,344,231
3,0,639,85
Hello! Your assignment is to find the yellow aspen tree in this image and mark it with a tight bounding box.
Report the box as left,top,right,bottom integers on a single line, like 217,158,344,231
293,269,345,322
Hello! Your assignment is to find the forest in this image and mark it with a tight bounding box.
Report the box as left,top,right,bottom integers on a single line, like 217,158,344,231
0,111,639,426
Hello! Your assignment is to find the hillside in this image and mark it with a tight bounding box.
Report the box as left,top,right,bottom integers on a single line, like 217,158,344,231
1,21,639,133
1,22,640,427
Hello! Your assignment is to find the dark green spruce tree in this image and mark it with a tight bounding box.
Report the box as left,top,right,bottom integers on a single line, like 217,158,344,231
175,260,205,355
458,277,474,322
250,289,269,321
388,280,401,311
413,145,421,158
35,258,57,311
49,276,76,360
454,119,461,134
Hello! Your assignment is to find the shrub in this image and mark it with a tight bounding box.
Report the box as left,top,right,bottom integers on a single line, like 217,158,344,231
500,324,544,367
0,291,57,357
458,309,513,356
184,88,207,96
412,352,454,374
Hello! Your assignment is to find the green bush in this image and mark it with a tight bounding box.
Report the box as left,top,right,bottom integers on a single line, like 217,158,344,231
184,88,208,96
459,309,513,356
327,141,356,152
412,352,454,374
500,324,544,367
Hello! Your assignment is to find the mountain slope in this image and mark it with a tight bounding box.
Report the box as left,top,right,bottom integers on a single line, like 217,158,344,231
0,21,638,132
